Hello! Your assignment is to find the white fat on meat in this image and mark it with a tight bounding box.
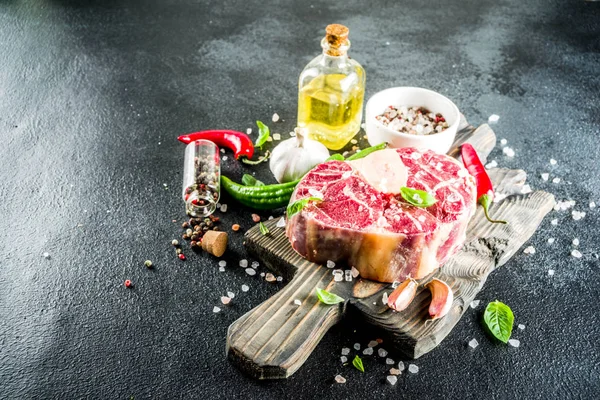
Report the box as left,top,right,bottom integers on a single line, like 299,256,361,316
348,149,408,194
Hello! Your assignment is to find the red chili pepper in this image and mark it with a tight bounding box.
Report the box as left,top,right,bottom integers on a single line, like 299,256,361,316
124,279,132,288
460,143,507,224
178,254,186,260
177,130,254,160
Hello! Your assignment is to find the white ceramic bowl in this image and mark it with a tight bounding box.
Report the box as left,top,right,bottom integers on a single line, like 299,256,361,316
365,87,460,154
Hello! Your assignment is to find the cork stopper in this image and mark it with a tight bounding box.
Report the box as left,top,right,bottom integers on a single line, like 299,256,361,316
201,230,228,257
324,24,349,56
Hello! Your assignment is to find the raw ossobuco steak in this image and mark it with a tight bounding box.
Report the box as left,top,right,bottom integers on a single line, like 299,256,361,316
285,147,477,283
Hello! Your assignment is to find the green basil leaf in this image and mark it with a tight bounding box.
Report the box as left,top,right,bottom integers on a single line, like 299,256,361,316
286,197,322,218
483,300,514,343
259,221,270,236
241,150,271,165
242,174,264,186
315,288,344,305
400,186,437,207
326,153,345,162
255,120,270,149
352,355,365,373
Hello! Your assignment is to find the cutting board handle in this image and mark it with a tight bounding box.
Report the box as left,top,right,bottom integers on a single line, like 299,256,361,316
226,264,342,379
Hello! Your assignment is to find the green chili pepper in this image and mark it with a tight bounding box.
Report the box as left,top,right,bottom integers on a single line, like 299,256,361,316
221,176,300,210
346,142,388,161
221,143,387,210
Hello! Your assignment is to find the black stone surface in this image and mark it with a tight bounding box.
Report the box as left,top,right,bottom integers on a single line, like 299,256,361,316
1,1,599,399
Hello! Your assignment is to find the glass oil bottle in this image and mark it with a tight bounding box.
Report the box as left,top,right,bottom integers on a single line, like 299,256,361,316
297,24,366,150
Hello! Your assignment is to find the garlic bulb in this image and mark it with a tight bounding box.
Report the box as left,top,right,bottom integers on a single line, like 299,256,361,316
269,128,330,183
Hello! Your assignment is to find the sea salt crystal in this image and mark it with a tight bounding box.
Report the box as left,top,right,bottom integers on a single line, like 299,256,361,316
294,299,301,306
327,260,336,269
341,347,350,356
508,339,520,348
500,138,507,145
218,260,227,267
382,292,389,305
363,347,374,355
386,358,395,365
489,115,500,123
276,276,283,282
333,274,343,282
551,219,558,226
470,300,481,309
541,173,549,181
273,133,281,141
239,259,248,268
220,204,228,212
251,261,259,269
344,270,352,282
340,356,348,363
272,113,280,122
523,246,536,254
222,156,228,161
485,160,498,169
260,272,265,277
572,238,580,246
351,266,360,278
221,296,231,305
468,338,479,349
387,376,398,385
572,211,586,221
218,266,226,272
571,249,583,258
548,269,555,276
334,375,346,384
265,273,276,282
227,291,235,298
246,128,252,135
241,284,249,292
493,193,508,203
502,147,515,157
521,184,532,194
518,324,525,330
213,306,221,313
552,177,561,184
590,201,596,209
354,343,360,350
398,361,405,371
408,364,419,374
550,158,557,165
43,252,50,259
350,139,358,144
378,348,388,357
276,217,286,228
389,368,401,375
245,268,257,276
548,238,555,244
368,340,379,348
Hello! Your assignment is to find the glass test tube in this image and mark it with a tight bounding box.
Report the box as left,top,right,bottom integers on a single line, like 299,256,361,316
182,139,220,217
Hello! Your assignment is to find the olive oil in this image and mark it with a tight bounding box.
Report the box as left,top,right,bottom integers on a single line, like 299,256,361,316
297,24,366,150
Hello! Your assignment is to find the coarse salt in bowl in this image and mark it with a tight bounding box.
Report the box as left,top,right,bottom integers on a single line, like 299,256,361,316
365,87,460,154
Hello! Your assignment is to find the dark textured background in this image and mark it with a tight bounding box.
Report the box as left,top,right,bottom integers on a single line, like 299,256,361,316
1,0,599,399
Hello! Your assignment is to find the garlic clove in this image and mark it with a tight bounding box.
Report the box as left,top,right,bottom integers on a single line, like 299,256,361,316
426,278,454,320
386,278,417,311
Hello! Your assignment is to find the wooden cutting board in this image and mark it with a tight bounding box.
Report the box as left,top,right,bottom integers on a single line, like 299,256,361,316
226,118,556,379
